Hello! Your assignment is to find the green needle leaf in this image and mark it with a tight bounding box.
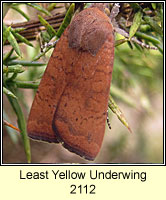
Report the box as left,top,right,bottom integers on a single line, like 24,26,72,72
27,3,51,16
3,87,18,99
129,10,143,39
108,95,132,133
38,15,56,38
56,3,75,38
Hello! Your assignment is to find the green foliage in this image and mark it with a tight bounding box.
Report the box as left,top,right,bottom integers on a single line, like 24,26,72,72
3,3,50,163
11,4,30,21
108,96,132,133
56,3,75,38
38,15,56,39
27,3,51,16
129,10,143,39
3,3,163,163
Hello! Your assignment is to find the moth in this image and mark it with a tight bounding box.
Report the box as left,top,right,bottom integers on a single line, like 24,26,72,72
27,4,114,161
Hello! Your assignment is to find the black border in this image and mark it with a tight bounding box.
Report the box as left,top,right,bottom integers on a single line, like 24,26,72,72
1,1,165,166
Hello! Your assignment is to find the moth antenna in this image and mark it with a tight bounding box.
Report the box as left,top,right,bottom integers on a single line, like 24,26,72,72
107,110,111,130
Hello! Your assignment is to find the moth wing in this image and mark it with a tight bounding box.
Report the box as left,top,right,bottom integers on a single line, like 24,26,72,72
27,30,74,142
53,10,114,160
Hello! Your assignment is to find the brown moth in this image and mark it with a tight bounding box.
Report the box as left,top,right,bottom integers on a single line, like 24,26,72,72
27,4,114,161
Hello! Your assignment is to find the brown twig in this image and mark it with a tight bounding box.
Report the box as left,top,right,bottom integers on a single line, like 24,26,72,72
3,119,20,133
5,12,65,44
